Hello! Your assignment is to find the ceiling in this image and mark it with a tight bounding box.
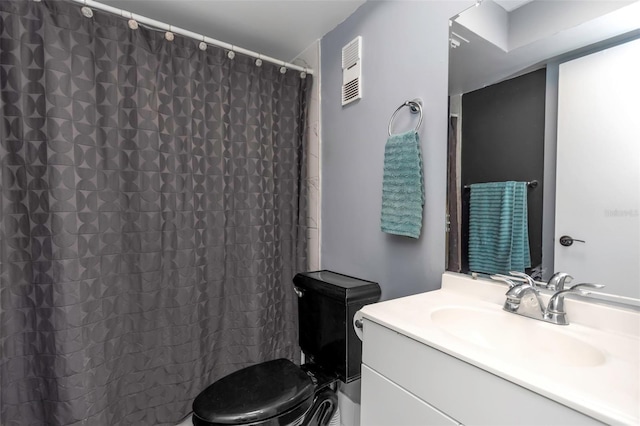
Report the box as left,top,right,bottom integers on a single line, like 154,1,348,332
98,0,366,62
493,0,534,12
449,0,640,95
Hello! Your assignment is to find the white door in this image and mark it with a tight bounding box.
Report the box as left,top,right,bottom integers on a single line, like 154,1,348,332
555,38,640,299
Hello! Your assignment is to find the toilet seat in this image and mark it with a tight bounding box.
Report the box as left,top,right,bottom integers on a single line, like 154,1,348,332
192,359,315,425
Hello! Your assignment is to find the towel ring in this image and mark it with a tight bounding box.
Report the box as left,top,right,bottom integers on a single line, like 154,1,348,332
388,99,423,136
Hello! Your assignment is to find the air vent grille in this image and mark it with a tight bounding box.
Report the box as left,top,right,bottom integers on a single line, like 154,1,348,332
341,36,362,106
342,78,361,104
342,37,360,69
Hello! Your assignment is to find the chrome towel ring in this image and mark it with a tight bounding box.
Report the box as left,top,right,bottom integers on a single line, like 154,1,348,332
388,99,423,136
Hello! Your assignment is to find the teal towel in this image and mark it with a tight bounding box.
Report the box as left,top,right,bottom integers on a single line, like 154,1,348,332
380,130,424,239
468,181,531,274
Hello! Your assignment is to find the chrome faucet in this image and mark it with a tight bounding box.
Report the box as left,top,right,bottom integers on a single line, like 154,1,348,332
491,272,547,321
547,272,573,291
491,272,604,325
503,281,547,321
545,283,604,325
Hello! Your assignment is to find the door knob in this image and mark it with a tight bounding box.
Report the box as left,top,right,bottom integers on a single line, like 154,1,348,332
559,235,585,247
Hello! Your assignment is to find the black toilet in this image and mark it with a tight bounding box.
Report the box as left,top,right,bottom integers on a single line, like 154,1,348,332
192,270,381,426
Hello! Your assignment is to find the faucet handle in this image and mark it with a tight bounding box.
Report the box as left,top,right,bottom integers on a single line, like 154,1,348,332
567,282,605,293
547,283,605,314
547,272,573,291
490,274,517,288
508,271,537,287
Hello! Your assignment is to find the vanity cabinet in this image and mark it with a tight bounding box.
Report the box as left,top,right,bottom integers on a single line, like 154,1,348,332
361,365,459,425
360,319,602,426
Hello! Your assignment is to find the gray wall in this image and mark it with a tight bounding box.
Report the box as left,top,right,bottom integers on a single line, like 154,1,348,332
320,1,474,300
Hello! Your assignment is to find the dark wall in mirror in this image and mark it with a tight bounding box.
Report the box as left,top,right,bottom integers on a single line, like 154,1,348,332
458,69,546,277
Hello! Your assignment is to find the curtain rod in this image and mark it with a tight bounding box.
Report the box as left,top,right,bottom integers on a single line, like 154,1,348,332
64,0,313,76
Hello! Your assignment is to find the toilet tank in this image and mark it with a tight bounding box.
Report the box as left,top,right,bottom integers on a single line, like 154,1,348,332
293,270,381,383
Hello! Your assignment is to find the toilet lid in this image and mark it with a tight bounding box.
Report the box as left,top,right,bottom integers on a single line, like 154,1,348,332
192,358,315,424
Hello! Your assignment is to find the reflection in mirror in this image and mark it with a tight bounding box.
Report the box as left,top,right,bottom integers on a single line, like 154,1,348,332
446,0,640,301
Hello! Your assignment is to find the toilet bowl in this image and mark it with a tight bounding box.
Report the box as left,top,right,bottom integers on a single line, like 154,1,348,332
191,271,381,426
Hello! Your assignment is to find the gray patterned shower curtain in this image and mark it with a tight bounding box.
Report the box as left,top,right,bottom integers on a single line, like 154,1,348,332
0,1,310,424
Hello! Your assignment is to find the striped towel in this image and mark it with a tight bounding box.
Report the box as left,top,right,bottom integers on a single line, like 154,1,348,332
380,130,424,239
468,181,531,274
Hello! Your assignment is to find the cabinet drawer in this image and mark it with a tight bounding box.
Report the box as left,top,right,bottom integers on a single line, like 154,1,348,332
361,365,459,426
362,319,602,426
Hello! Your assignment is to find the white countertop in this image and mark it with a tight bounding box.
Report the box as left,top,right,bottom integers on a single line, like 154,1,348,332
359,272,640,425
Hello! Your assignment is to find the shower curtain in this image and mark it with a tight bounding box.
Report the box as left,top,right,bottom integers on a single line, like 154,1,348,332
0,1,310,424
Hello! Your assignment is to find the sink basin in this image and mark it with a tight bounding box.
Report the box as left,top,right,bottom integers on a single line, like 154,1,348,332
430,306,607,367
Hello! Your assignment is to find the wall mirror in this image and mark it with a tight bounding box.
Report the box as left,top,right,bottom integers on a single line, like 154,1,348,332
446,0,640,302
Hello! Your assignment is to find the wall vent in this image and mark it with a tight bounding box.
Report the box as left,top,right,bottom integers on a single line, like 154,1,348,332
341,36,362,106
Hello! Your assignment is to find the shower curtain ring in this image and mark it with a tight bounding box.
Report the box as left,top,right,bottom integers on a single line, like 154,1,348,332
127,12,138,30
199,35,207,51
255,54,263,67
165,25,175,41
228,47,235,59
81,0,94,18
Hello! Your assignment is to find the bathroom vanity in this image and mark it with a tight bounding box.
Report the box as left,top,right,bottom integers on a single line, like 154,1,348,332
357,273,640,425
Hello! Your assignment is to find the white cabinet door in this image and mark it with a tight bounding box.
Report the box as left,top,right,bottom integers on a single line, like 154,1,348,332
362,319,603,425
555,38,640,298
361,365,459,426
